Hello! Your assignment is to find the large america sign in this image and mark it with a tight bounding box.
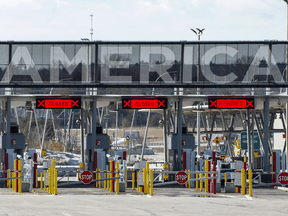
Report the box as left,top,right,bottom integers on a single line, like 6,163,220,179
0,41,286,88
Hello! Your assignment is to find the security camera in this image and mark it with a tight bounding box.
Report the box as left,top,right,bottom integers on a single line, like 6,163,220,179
243,119,247,124
76,119,81,124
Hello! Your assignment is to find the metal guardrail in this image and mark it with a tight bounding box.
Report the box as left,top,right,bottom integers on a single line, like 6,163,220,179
153,176,217,187
0,176,23,181
155,171,217,174
0,170,22,173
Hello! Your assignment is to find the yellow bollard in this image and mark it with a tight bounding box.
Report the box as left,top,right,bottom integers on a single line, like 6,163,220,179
13,160,16,191
95,169,98,188
143,169,146,193
109,161,113,192
195,173,198,190
36,169,38,188
132,172,135,190
146,169,149,194
137,171,139,192
50,168,53,195
78,163,83,179
200,173,203,191
188,170,191,188
98,169,101,188
249,169,252,197
54,169,57,195
110,172,113,192
41,172,43,190
48,168,51,194
205,161,208,192
51,160,55,194
116,162,119,194
185,169,188,188
146,162,149,194
44,171,46,191
225,173,227,183
104,172,106,189
241,168,245,195
7,170,11,188
106,172,109,191
126,168,128,188
149,169,153,196
18,160,22,194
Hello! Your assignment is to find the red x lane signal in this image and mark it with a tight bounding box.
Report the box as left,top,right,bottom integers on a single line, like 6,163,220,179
123,100,131,108
37,100,45,108
122,98,167,109
208,97,254,109
158,100,166,108
246,100,253,108
210,100,217,108
36,97,81,109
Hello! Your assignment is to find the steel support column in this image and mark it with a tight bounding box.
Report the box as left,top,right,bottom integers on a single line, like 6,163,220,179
197,110,201,158
81,106,84,165
6,98,10,153
177,97,183,170
163,109,168,164
247,109,251,169
220,111,232,156
251,111,255,170
263,98,270,172
91,97,97,154
253,111,265,154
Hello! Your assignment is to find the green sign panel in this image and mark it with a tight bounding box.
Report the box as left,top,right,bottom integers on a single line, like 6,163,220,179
219,144,226,155
240,131,260,150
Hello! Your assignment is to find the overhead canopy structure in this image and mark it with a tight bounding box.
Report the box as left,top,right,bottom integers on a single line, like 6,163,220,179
0,40,287,173
0,40,286,90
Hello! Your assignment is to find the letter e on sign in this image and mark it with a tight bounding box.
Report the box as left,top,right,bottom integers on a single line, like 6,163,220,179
96,139,101,146
11,139,16,146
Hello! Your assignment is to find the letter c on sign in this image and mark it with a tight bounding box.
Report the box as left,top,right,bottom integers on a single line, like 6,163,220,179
201,46,238,84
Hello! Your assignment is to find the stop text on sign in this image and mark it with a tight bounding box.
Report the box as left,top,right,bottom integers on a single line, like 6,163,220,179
208,97,254,109
80,171,93,184
278,172,288,185
122,98,167,109
36,97,81,109
175,171,188,184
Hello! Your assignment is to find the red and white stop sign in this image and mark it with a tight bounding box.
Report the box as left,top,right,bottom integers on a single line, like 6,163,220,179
278,172,288,185
175,171,188,184
80,171,93,184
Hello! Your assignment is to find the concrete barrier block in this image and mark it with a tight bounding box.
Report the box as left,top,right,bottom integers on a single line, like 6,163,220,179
210,182,221,193
22,182,30,192
118,182,126,192
224,182,235,193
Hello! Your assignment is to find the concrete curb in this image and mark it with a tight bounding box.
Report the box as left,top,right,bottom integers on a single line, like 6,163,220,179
276,186,288,191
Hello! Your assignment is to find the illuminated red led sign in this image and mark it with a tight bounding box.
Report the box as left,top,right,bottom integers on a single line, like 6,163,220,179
36,97,81,109
122,98,167,109
208,97,254,109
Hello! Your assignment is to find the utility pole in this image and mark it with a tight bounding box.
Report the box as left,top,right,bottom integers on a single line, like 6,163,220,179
191,28,205,158
90,13,93,41
284,0,288,172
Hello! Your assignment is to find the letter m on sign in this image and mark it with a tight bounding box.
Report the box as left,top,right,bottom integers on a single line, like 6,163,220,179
50,46,90,83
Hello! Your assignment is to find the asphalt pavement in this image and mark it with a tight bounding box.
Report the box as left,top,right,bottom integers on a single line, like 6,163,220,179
0,186,288,215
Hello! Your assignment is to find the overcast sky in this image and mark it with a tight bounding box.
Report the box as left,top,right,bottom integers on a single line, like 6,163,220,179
1,0,288,41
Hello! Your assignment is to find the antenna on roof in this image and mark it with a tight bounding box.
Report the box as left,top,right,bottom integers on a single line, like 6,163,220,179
90,13,93,41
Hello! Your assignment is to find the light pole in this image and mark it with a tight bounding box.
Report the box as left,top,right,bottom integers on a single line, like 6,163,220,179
284,0,288,172
190,28,205,41
191,28,205,159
